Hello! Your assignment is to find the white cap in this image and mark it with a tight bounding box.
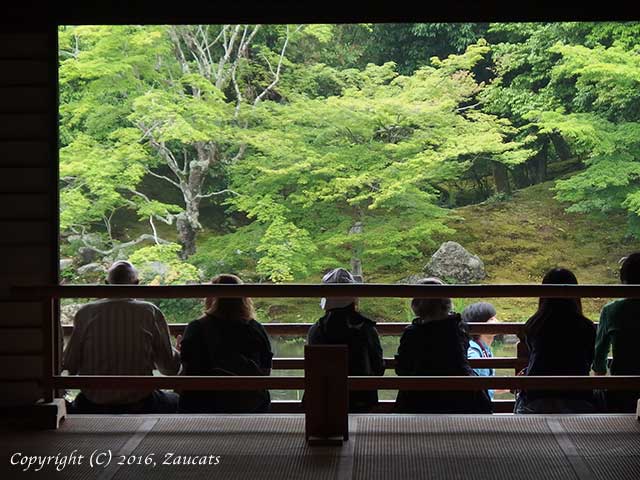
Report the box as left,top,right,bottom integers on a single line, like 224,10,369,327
320,268,359,310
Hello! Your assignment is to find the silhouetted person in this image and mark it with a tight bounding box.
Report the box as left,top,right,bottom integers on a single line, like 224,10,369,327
307,268,384,412
593,253,640,412
462,302,501,400
394,278,492,414
514,268,597,414
178,274,273,413
63,261,180,413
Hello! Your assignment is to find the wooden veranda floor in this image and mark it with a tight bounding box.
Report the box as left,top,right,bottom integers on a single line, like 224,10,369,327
1,414,639,480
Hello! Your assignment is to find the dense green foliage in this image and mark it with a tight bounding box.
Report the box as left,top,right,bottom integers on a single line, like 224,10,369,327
58,23,640,307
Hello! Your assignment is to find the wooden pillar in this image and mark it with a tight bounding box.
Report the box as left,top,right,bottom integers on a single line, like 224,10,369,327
304,345,348,445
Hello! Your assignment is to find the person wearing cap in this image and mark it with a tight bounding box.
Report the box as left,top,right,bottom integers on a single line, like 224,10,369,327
307,268,385,412
63,261,180,413
593,253,640,412
394,278,492,414
462,302,499,400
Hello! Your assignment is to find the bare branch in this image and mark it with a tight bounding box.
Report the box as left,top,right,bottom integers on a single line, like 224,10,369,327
145,168,182,190
196,189,240,199
254,25,299,106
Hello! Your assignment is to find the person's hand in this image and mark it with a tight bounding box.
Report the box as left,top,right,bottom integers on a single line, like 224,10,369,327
175,334,183,353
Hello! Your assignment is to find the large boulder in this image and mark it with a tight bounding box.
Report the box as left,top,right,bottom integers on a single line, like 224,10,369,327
424,241,486,283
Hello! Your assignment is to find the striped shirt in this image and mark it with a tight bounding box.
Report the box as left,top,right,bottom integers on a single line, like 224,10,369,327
63,298,180,405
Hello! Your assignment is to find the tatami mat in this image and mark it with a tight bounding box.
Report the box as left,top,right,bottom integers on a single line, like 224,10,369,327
1,414,638,480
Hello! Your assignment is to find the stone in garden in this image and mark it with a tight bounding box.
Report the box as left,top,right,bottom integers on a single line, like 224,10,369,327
77,263,106,276
59,258,74,270
424,241,486,283
397,274,427,284
78,246,98,266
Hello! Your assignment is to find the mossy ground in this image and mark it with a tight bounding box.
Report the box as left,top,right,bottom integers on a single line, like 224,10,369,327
250,181,638,325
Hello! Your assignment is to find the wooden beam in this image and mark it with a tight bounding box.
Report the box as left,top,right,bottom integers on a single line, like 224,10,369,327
13,283,640,299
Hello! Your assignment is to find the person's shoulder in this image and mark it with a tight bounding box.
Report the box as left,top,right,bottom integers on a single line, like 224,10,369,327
185,315,208,331
602,298,626,313
247,318,266,331
126,299,162,313
73,300,102,321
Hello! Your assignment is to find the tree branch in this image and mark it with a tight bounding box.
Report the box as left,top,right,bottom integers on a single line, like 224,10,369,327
196,188,239,199
254,25,300,106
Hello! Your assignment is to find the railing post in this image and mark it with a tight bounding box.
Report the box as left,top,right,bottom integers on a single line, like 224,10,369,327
304,345,348,445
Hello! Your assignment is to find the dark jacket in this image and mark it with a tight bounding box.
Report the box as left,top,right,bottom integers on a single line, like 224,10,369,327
520,309,596,404
307,306,385,411
394,314,492,414
179,314,273,413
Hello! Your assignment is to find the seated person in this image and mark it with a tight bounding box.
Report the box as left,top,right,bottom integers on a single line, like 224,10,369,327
307,268,384,412
63,261,180,414
394,278,492,414
462,302,499,400
515,268,597,414
593,253,640,412
178,274,273,413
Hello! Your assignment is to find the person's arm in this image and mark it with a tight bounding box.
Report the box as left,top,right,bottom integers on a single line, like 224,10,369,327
151,307,180,375
62,311,85,375
179,321,206,375
306,322,324,345
255,322,273,376
395,331,412,376
467,343,487,376
592,307,611,375
368,328,385,376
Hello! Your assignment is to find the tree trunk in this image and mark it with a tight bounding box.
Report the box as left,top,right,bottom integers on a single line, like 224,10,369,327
492,162,511,195
348,220,364,280
550,132,571,161
531,138,549,184
176,213,197,258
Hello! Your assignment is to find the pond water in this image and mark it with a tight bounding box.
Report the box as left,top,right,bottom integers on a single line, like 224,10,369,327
268,335,517,402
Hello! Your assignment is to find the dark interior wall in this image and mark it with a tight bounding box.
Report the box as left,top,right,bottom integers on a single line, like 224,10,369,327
0,0,637,407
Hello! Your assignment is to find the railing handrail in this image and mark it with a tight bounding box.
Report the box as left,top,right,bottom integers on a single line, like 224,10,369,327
61,321,532,336
13,283,640,299
50,374,640,390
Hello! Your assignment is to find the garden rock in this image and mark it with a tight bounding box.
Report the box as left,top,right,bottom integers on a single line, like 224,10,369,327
425,241,486,283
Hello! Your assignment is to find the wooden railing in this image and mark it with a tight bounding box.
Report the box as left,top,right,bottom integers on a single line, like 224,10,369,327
61,321,529,372
11,283,640,441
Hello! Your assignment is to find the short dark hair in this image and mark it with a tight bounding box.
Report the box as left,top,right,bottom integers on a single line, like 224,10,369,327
107,261,138,285
462,302,496,324
620,253,640,284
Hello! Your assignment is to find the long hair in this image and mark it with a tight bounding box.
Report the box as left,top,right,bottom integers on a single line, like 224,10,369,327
523,268,585,339
204,274,256,322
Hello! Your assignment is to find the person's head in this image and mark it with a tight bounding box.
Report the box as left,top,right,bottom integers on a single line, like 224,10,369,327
410,277,452,321
204,274,255,322
525,267,583,337
620,253,640,284
106,261,139,285
462,302,497,341
320,268,358,311
539,266,582,312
